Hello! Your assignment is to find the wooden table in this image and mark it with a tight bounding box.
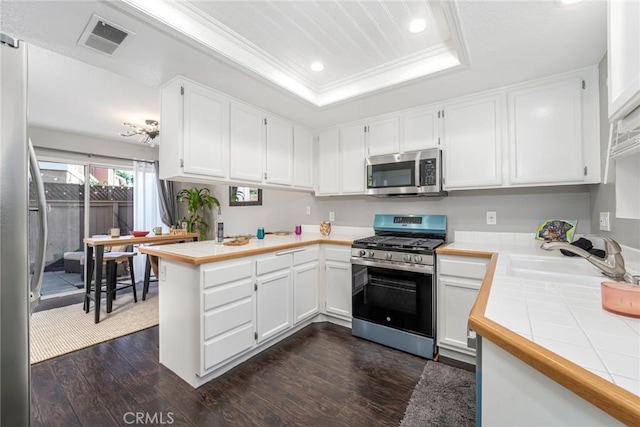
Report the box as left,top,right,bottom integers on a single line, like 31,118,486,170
83,233,198,323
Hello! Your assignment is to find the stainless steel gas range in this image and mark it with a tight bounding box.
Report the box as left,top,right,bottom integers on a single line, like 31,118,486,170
351,214,446,359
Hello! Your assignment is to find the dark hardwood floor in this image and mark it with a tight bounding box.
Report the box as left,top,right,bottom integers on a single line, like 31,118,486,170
30,322,427,426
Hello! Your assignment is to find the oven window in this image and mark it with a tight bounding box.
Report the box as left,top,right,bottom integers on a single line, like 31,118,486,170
352,264,433,337
369,161,415,188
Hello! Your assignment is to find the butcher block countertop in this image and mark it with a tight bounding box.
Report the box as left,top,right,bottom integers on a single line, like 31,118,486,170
138,233,358,265
437,243,640,426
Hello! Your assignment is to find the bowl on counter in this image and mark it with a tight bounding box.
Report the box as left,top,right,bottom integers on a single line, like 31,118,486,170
131,231,150,237
601,281,640,318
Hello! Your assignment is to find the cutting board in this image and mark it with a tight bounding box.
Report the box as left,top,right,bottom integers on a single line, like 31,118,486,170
223,237,250,246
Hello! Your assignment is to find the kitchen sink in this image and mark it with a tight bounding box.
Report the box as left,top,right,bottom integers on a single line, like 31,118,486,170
506,254,605,286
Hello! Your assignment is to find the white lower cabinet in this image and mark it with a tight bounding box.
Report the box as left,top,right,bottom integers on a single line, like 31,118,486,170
201,260,255,374
293,264,319,323
323,247,352,319
437,254,489,364
160,243,354,388
256,269,292,343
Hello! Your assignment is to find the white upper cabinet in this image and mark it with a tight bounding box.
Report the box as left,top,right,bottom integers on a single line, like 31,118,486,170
293,125,314,189
230,102,264,183
317,129,340,195
265,115,293,186
508,75,585,185
401,106,440,152
508,68,600,186
182,82,229,178
608,0,640,121
340,123,366,193
442,94,503,189
366,117,400,156
159,77,230,181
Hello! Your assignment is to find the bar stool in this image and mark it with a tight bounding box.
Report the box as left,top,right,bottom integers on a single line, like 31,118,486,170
104,251,137,313
85,247,137,316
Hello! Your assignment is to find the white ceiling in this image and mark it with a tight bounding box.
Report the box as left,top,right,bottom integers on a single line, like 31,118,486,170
0,0,607,145
118,0,467,106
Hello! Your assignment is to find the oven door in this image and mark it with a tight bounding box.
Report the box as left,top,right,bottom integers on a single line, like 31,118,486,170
352,260,434,338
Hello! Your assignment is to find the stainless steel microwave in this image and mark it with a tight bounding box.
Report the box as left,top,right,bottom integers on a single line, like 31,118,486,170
366,149,447,197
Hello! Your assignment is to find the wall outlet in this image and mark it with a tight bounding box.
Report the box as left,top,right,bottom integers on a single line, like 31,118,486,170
599,212,611,231
329,211,335,221
306,206,311,215
160,264,167,281
486,211,497,225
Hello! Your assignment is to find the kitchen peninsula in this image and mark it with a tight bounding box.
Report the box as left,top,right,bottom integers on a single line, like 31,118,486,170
139,232,363,388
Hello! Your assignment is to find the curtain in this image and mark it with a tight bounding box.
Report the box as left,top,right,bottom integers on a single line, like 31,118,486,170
133,161,162,281
154,161,178,228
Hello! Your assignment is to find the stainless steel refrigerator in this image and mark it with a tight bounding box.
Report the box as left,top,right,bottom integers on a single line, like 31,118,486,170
1,33,47,425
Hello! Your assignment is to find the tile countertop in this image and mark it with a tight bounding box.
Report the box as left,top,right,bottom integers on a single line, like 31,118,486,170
439,241,640,418
138,232,365,265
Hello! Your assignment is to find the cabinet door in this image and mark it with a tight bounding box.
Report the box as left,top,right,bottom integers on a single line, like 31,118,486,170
324,261,351,318
317,129,340,195
265,116,293,185
367,117,400,156
256,270,292,343
401,106,440,152
293,125,313,189
608,0,640,120
340,123,366,194
437,276,478,355
442,95,503,189
293,262,319,324
230,102,264,182
183,83,229,177
508,77,584,185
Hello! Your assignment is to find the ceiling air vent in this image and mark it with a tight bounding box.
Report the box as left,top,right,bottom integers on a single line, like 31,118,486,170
78,14,135,56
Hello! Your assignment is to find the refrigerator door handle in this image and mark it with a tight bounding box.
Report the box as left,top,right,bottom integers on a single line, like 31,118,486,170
29,138,47,312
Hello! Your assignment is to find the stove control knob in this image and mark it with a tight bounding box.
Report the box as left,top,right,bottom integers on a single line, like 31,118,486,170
358,250,366,257
413,255,423,263
403,254,412,262
385,252,393,260
368,250,375,258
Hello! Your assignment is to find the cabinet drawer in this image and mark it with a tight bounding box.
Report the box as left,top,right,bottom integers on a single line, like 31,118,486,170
203,298,253,341
256,254,290,276
203,279,253,312
439,257,489,280
203,260,253,289
293,246,319,265
324,247,351,262
203,324,253,372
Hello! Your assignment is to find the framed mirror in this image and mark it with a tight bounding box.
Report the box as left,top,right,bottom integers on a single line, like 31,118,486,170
229,186,263,206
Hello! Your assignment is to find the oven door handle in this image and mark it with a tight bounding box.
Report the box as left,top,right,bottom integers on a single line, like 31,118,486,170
350,257,433,274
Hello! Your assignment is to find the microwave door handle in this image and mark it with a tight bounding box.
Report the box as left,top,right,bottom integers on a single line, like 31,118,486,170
415,160,421,188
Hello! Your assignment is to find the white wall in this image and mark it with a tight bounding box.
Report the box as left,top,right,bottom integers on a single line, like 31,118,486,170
176,182,592,241
29,126,158,166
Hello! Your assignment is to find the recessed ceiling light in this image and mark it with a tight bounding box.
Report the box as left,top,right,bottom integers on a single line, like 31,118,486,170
310,62,324,72
409,18,427,34
556,0,583,5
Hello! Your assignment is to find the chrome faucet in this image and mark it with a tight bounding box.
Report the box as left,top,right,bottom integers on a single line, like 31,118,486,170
540,237,626,281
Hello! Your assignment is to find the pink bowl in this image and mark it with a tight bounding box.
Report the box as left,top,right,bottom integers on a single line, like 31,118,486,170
131,231,149,237
601,281,640,318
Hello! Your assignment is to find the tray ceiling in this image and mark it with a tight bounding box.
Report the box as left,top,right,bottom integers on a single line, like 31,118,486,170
119,0,467,106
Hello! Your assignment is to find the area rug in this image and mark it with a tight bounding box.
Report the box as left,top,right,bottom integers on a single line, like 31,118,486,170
30,292,158,364
400,361,476,427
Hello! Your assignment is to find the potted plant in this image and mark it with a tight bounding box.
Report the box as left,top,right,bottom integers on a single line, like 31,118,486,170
177,187,220,240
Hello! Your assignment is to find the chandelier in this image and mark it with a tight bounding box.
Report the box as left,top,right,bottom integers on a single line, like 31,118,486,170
120,119,159,147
